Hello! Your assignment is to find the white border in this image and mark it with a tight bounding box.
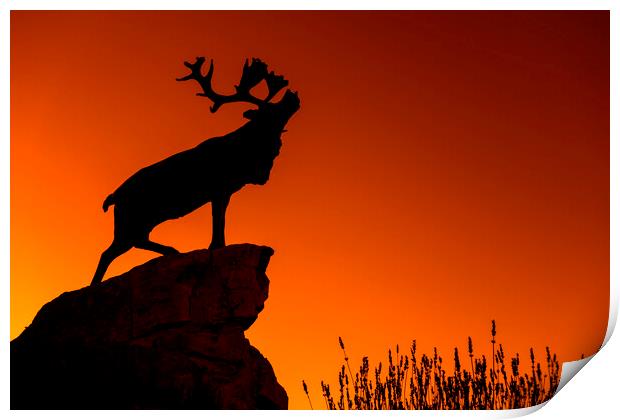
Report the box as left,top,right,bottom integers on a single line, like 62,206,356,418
2,1,616,419
0,0,615,11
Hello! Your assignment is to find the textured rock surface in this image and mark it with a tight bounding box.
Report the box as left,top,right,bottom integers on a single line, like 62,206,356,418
11,244,287,409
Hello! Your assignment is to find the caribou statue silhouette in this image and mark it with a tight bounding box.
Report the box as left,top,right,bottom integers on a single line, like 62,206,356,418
90,56,300,285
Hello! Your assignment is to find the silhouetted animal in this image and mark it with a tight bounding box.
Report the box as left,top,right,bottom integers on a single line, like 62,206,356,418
91,56,300,285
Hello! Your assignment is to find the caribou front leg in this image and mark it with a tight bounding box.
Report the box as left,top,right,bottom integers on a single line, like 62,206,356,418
209,195,230,250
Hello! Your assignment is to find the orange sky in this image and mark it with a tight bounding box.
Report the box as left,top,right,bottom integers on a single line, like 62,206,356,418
11,11,609,409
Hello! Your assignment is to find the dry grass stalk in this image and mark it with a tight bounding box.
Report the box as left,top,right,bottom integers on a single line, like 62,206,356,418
306,321,561,410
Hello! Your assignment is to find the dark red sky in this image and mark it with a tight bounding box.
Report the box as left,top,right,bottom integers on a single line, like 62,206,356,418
11,11,609,408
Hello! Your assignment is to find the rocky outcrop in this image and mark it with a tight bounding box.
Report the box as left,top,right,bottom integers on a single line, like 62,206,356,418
11,244,287,409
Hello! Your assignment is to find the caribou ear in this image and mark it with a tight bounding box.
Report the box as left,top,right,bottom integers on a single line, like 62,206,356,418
243,109,259,120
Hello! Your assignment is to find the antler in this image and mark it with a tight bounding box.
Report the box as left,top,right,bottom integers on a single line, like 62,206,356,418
177,56,289,113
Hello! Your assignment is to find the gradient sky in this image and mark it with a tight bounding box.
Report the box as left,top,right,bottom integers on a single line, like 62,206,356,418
11,11,609,409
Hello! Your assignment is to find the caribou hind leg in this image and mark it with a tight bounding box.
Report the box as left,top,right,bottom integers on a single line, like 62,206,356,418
90,239,132,286
135,238,180,256
90,237,178,286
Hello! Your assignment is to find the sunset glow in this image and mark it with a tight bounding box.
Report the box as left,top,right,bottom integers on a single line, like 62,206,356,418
11,11,609,408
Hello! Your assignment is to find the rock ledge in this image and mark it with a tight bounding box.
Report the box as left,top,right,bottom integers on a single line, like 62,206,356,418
11,244,287,409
